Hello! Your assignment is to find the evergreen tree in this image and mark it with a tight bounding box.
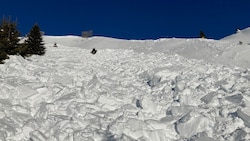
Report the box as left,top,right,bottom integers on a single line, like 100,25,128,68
0,17,20,55
199,30,206,38
14,42,29,58
26,24,45,56
0,41,7,63
0,50,9,64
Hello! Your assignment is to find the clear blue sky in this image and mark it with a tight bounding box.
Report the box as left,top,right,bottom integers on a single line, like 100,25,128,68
1,0,250,39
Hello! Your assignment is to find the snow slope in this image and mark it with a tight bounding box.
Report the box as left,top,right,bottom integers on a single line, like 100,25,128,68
220,27,250,69
0,28,250,141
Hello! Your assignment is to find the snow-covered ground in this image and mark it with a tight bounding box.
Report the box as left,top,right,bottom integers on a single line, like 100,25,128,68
0,28,250,141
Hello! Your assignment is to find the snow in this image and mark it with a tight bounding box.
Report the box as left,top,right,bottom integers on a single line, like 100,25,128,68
0,27,250,140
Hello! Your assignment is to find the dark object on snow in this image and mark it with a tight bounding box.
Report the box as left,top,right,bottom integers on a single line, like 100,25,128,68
53,43,58,47
91,48,97,54
136,99,143,109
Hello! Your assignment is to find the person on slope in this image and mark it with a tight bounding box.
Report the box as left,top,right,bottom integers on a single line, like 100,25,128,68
91,48,97,54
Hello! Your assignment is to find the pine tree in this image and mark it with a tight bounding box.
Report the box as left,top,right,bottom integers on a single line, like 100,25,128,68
0,41,8,63
199,30,206,39
0,17,20,55
26,24,45,56
14,42,29,58
0,50,9,64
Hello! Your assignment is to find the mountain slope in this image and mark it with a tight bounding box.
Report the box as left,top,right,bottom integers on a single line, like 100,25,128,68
44,31,250,69
0,31,250,140
219,27,250,69
221,27,250,44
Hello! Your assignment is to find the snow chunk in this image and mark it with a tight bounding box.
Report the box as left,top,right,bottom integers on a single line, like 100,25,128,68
195,136,217,141
52,74,73,86
235,109,250,128
177,116,214,138
16,85,37,99
141,96,158,115
98,95,123,111
200,92,217,104
225,94,243,104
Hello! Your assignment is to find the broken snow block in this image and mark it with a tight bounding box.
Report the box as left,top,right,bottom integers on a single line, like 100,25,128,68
225,94,243,104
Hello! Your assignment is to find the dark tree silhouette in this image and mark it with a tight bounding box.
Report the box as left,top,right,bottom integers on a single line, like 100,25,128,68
0,17,21,63
0,50,9,64
25,24,46,56
0,17,20,55
199,30,206,38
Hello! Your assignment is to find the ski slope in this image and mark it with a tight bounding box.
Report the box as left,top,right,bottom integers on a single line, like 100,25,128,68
0,28,250,141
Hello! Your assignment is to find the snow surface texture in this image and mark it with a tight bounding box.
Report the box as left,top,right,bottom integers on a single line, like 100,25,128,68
0,28,250,141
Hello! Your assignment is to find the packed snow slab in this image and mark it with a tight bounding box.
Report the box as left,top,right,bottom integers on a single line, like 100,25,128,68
1,41,250,141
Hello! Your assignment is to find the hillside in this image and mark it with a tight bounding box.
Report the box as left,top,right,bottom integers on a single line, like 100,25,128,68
44,30,250,69
0,29,250,141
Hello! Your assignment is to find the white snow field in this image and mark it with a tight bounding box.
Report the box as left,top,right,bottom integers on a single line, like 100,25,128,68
0,28,250,141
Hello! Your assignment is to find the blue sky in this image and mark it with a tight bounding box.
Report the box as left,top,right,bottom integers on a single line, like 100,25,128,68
1,0,250,39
